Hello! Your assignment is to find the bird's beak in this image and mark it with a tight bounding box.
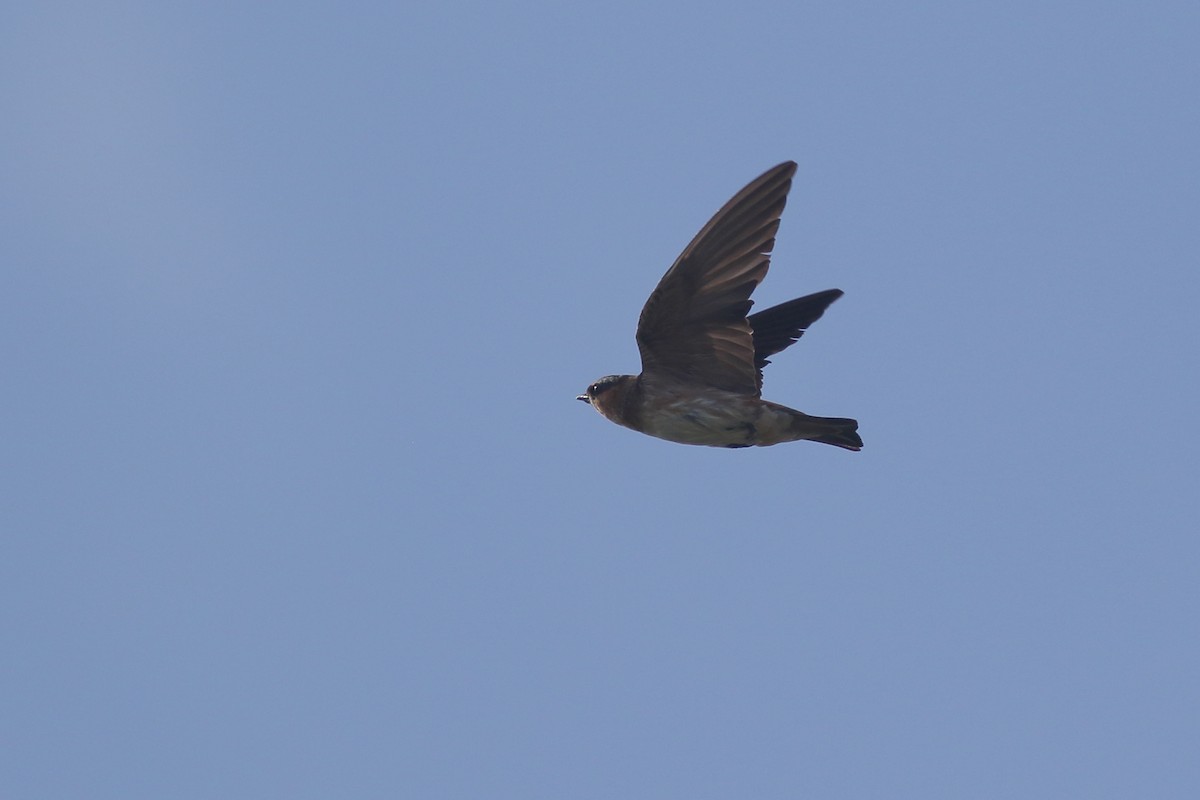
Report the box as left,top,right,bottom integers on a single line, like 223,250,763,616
576,394,591,404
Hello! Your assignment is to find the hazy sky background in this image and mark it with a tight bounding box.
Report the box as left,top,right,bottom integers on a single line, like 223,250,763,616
3,2,1198,798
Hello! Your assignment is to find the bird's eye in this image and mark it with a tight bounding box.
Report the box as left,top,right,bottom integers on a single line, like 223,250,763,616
589,377,622,397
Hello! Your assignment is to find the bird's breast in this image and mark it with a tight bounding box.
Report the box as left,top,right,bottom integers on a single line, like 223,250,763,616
639,392,765,447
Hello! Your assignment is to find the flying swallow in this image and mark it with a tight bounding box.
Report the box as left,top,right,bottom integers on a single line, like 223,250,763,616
578,161,862,450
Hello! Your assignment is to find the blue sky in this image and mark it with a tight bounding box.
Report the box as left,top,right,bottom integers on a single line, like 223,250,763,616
3,2,1198,798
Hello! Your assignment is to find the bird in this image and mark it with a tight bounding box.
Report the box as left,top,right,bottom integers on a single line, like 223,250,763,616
577,161,862,450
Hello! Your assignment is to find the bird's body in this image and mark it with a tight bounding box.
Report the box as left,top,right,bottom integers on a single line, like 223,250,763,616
582,357,860,450
578,161,862,451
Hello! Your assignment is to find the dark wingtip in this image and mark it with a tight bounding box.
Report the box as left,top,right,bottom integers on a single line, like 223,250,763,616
749,289,848,379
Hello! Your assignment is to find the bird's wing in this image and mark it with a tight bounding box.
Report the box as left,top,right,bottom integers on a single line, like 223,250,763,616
748,289,843,391
636,161,796,396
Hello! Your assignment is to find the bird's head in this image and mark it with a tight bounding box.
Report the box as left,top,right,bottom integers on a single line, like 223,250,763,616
577,375,636,420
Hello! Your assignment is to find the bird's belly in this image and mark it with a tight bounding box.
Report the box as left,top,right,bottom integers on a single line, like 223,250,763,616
640,396,762,447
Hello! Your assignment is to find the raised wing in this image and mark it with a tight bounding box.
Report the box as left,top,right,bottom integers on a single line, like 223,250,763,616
635,161,796,396
749,289,843,390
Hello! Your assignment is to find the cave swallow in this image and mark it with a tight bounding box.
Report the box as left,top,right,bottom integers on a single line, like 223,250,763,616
577,161,862,450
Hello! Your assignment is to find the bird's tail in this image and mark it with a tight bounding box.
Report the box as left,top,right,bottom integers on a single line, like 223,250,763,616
789,411,863,451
